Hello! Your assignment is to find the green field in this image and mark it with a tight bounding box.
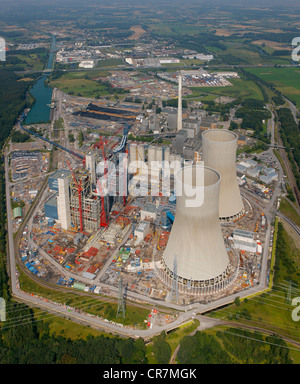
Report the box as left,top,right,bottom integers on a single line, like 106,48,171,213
187,77,264,101
49,70,120,98
246,67,300,108
96,58,124,68
279,198,300,228
217,41,291,66
147,21,210,37
34,309,115,340
49,71,107,97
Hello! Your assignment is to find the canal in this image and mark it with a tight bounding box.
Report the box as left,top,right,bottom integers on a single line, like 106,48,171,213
24,35,56,124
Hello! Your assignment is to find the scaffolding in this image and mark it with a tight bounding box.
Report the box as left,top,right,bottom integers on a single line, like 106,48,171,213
69,168,102,231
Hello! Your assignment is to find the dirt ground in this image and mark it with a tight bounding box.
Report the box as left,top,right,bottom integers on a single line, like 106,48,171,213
128,25,146,40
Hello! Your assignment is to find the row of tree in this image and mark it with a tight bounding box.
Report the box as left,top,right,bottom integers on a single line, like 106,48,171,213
277,108,300,190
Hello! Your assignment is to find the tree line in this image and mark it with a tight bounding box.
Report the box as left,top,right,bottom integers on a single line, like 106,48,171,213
277,108,300,190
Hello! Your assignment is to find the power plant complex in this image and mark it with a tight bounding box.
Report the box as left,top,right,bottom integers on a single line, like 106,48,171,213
19,71,267,309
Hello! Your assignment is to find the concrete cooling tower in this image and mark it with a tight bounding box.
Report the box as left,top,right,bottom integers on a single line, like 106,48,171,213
160,165,237,296
202,129,244,222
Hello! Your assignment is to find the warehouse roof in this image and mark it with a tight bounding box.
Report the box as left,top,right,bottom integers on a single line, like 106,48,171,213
13,207,22,219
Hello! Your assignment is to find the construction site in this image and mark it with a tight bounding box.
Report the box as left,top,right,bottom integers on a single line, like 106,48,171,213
17,131,269,307
14,73,274,330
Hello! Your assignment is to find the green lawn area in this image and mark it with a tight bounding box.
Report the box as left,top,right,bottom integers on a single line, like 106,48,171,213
96,58,124,68
34,309,116,340
217,42,291,66
50,77,108,98
279,197,300,227
246,67,300,108
49,69,128,98
165,319,200,353
187,77,264,101
15,53,47,71
147,21,209,37
208,222,300,343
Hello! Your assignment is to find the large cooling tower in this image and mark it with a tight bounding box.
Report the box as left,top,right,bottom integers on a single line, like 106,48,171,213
202,129,244,221
162,165,230,287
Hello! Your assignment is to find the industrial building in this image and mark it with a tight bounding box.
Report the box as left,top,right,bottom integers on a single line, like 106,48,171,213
69,169,103,231
135,220,151,243
44,194,58,221
140,203,157,221
13,207,22,220
202,129,244,222
182,138,201,161
182,117,201,138
167,109,178,131
159,165,238,296
233,229,257,253
48,169,71,192
57,176,71,230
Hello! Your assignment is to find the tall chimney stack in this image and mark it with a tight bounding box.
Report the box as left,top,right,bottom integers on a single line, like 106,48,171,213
177,71,182,132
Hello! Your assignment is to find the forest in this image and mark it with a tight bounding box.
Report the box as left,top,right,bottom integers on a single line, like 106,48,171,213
277,108,300,189
234,98,271,143
177,329,292,364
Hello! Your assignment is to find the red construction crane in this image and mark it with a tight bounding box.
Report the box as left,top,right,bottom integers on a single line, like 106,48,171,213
93,126,123,152
66,161,84,232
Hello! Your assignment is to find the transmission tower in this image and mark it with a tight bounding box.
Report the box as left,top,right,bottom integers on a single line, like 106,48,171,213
170,254,179,303
117,277,126,319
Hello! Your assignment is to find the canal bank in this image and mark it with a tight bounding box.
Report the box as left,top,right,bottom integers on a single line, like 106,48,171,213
25,35,56,125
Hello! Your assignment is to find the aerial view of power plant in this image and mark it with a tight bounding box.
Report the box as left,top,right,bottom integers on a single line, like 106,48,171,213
0,0,300,368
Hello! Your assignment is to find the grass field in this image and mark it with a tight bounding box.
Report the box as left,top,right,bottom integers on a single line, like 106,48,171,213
217,42,291,66
49,71,110,98
34,309,116,340
279,197,300,228
96,58,123,68
187,77,264,101
49,70,129,98
147,21,209,37
246,67,300,108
